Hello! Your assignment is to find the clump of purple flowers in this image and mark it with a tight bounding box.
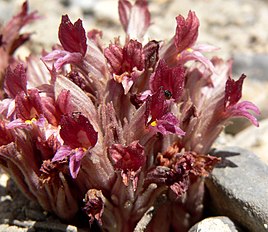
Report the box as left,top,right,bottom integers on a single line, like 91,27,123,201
0,1,260,231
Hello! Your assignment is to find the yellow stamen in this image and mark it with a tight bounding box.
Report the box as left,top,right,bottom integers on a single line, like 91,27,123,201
25,118,37,124
75,147,87,152
178,48,193,58
150,121,157,127
186,48,193,52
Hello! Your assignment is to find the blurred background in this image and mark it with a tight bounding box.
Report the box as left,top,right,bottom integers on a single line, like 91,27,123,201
1,0,268,55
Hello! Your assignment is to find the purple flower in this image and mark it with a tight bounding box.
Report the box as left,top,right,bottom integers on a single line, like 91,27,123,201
224,74,247,108
104,39,145,94
150,59,185,102
52,112,98,178
145,88,185,136
223,74,260,126
175,10,199,54
42,15,87,71
52,146,86,179
58,15,87,56
3,62,75,128
42,50,84,71
15,89,43,121
161,11,217,71
4,66,72,127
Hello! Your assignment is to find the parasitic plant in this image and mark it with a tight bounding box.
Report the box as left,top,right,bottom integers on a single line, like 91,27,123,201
0,1,260,231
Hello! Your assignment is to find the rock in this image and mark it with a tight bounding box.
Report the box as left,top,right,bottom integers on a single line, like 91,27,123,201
0,224,27,232
188,216,242,232
0,2,14,23
206,147,268,232
233,54,268,82
229,119,268,165
233,54,268,118
69,0,95,10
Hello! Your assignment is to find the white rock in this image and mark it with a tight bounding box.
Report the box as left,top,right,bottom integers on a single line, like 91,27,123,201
229,118,268,164
188,216,240,232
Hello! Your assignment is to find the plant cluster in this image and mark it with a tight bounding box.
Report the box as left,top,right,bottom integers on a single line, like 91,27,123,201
0,1,259,231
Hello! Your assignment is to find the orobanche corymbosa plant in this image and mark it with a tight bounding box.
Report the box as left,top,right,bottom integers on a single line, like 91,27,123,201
0,1,260,231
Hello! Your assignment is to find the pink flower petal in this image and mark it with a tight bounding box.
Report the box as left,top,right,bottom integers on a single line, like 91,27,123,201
42,50,83,71
154,113,185,136
193,43,219,53
225,101,260,127
145,88,169,124
56,90,73,115
121,75,134,94
6,118,28,129
58,15,87,56
178,50,215,72
69,148,86,178
4,64,27,98
104,43,123,74
15,89,43,121
59,112,98,149
52,145,72,162
224,74,246,108
175,11,199,53
150,59,185,102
